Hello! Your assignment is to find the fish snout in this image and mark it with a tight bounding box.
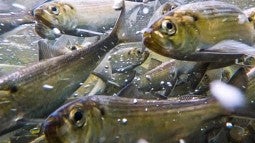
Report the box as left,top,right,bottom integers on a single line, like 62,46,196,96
33,8,44,20
142,29,173,57
142,28,153,39
43,115,62,141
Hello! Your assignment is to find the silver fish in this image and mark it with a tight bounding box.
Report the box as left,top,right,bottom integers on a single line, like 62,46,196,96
43,91,255,143
72,42,149,97
0,3,125,135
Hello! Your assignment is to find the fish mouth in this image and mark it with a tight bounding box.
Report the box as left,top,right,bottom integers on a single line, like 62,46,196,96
34,8,58,30
35,22,61,39
143,29,173,57
34,9,61,39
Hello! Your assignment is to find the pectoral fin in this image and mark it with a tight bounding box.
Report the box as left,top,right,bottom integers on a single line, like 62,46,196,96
64,28,103,37
195,40,255,62
38,39,72,60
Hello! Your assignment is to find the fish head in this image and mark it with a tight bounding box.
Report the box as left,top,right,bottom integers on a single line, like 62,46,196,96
43,98,103,143
126,47,150,64
110,47,149,73
33,2,78,39
143,10,201,59
244,7,255,29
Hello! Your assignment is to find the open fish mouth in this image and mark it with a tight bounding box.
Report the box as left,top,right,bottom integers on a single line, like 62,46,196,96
143,30,173,57
34,10,62,39
34,8,60,30
35,22,61,39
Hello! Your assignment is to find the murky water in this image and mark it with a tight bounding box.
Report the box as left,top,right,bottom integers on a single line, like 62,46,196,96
0,0,255,143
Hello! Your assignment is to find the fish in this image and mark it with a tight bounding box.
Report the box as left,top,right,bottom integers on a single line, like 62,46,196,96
38,39,72,60
33,0,142,39
143,1,255,64
42,87,255,143
38,34,86,60
133,60,209,97
72,42,149,97
93,42,149,83
38,34,101,60
0,0,52,12
0,0,53,34
0,2,125,135
106,42,149,74
244,7,255,31
0,12,35,35
33,0,176,40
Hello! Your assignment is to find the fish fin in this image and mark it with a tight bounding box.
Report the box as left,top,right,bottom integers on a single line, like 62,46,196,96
38,39,72,60
38,40,54,60
227,67,248,92
201,40,255,54
196,40,255,62
67,28,103,37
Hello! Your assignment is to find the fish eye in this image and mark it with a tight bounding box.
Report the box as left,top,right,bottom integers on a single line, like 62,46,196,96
136,49,141,55
69,107,86,127
50,6,59,15
161,20,176,35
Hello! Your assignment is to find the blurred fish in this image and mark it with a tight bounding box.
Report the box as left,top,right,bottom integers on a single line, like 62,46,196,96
38,34,87,60
0,0,53,34
244,7,255,34
38,40,72,60
0,0,52,13
0,3,125,135
0,12,34,34
143,1,255,64
38,34,101,60
33,0,180,40
43,90,255,143
107,43,149,73
73,42,149,97
133,60,209,97
33,0,142,39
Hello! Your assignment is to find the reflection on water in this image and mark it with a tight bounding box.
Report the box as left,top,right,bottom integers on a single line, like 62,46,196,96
0,0,255,143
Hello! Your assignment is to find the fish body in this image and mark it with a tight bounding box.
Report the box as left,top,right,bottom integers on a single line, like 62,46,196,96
33,0,142,39
104,42,149,74
93,43,149,82
0,12,35,34
134,60,209,97
143,1,255,62
0,4,125,135
73,42,149,97
33,0,178,40
244,7,255,36
43,95,221,143
43,94,255,143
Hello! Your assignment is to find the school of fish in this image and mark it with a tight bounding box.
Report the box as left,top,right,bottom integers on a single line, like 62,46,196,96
1,0,255,143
